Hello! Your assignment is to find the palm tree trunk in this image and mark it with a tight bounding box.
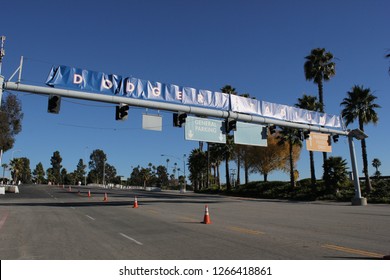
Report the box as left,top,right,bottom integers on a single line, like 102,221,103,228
236,156,241,186
289,140,295,188
225,156,231,191
244,160,249,185
358,120,372,193
309,151,316,185
361,138,372,193
318,80,324,111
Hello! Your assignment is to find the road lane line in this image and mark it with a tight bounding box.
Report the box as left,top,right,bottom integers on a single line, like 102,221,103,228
85,215,95,221
227,226,265,236
322,244,384,258
119,233,143,245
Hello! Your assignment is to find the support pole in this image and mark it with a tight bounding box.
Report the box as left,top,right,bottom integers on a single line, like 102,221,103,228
0,75,4,107
348,136,367,206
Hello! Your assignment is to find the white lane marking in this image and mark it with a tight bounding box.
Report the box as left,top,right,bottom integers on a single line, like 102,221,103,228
119,233,143,245
85,215,95,221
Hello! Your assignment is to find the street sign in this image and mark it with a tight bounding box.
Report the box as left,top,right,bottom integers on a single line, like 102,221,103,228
233,122,267,146
142,113,162,131
306,132,332,152
185,116,226,144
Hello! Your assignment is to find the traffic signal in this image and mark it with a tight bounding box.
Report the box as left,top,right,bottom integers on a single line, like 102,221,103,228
115,104,129,120
173,112,187,127
47,95,61,114
332,134,339,143
302,130,310,140
268,125,277,135
225,119,237,133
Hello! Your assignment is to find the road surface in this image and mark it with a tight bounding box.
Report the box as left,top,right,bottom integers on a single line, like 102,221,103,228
0,184,389,260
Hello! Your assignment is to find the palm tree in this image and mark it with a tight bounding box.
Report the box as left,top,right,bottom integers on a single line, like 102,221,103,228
304,48,336,174
277,127,302,189
295,94,322,185
323,156,349,194
304,48,336,110
372,158,381,178
340,85,380,193
188,148,207,191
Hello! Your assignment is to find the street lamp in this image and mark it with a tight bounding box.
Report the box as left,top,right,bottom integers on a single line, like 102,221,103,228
348,129,368,206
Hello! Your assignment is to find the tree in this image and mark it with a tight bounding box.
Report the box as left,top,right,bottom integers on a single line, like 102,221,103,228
50,151,62,184
188,148,207,191
104,163,117,184
304,48,336,110
323,157,349,194
277,127,302,188
209,143,225,188
33,162,45,184
248,131,290,182
88,149,107,184
73,159,86,184
295,94,322,185
372,158,381,178
341,85,380,193
0,93,24,153
10,157,31,183
304,48,336,173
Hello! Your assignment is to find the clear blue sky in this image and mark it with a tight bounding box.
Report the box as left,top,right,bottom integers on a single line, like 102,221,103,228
1,0,389,182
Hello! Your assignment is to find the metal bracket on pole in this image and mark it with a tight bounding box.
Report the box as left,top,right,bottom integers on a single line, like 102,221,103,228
0,75,4,107
7,56,24,83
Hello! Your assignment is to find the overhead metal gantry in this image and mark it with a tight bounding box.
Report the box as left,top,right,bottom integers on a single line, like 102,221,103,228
0,58,367,205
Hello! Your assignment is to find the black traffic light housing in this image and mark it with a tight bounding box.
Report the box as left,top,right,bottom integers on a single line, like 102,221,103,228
268,125,277,135
332,134,339,143
48,95,61,114
225,118,237,133
173,112,187,127
302,130,310,140
115,104,129,120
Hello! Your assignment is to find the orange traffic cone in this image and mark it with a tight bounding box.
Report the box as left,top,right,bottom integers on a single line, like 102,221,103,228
133,196,139,208
202,205,211,224
103,192,108,202
87,190,91,197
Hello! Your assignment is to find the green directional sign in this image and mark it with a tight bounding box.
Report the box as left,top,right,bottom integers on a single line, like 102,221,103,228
185,116,226,144
233,122,267,146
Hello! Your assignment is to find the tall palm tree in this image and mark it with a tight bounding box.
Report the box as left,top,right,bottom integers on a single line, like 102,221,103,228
277,127,302,189
304,48,336,110
340,85,380,193
221,85,237,190
295,94,322,186
304,48,336,174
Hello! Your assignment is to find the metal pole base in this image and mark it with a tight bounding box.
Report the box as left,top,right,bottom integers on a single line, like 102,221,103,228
351,197,367,206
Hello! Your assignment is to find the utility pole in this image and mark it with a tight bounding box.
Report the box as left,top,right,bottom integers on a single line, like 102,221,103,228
0,36,5,76
0,36,5,107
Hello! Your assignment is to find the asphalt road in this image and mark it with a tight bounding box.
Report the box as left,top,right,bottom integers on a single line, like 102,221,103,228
0,184,389,260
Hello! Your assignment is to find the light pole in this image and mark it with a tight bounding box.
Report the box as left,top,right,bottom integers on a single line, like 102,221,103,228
348,129,368,206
